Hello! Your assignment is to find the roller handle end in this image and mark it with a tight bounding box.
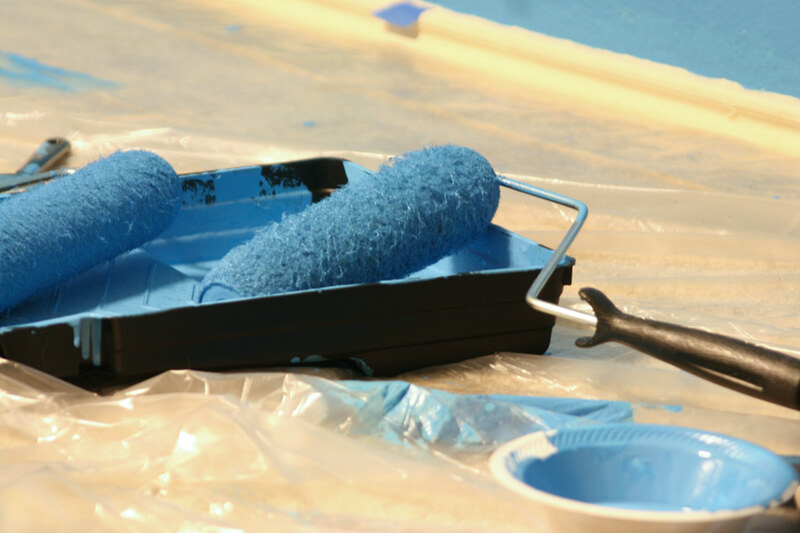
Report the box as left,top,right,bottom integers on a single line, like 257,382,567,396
576,287,800,410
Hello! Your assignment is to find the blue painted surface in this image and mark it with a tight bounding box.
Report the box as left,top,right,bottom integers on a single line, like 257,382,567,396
0,52,118,92
502,424,799,511
428,1,800,99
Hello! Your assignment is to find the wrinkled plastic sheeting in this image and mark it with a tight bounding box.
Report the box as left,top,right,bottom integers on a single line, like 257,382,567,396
2,0,800,530
0,359,632,531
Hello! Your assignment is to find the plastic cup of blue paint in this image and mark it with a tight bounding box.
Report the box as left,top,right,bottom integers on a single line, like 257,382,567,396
490,424,798,533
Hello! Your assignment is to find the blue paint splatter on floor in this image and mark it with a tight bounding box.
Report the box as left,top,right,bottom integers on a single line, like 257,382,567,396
0,52,119,92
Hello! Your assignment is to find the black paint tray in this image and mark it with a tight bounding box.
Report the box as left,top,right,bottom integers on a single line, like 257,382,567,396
0,158,573,380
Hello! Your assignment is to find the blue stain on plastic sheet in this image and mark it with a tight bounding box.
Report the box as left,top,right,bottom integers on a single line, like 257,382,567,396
635,402,683,413
373,2,429,27
0,52,119,92
333,380,633,453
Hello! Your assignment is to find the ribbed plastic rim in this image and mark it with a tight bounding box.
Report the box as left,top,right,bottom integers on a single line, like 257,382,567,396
489,423,799,523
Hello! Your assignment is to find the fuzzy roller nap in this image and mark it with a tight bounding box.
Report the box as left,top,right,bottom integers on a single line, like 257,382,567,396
0,150,181,312
199,145,500,302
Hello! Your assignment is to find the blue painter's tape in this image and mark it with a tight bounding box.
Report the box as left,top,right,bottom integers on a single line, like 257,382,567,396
0,52,118,92
373,2,429,27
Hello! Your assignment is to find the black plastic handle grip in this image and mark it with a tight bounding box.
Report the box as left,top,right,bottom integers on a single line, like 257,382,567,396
576,287,800,410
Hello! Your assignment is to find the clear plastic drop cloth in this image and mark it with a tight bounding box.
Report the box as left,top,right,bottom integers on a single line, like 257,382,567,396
2,0,800,530
0,359,633,532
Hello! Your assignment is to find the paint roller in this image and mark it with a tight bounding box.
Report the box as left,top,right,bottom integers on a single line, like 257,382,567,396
0,150,182,312
3,143,797,410
1,145,498,313
197,142,799,410
198,144,501,301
